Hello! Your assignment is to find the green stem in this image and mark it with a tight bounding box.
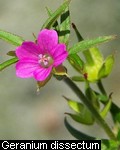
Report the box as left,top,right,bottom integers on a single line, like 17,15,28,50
97,80,120,123
97,80,107,96
63,76,116,140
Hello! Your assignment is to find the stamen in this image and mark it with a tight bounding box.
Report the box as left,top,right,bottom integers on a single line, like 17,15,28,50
38,54,53,68
38,54,43,59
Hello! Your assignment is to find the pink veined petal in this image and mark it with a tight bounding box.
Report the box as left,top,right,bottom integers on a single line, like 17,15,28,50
53,52,68,67
16,59,39,78
52,44,68,67
33,66,52,81
37,29,58,55
16,41,40,59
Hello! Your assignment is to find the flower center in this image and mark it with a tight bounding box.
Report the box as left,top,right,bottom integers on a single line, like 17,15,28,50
38,54,53,68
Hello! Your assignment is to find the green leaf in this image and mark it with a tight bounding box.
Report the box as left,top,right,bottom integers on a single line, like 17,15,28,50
117,129,120,141
68,35,116,55
98,55,114,78
115,113,120,123
46,5,70,45
46,7,59,30
66,112,94,125
63,96,84,113
68,54,84,73
110,102,120,123
64,77,117,139
100,99,112,119
64,117,96,140
0,57,18,71
102,98,120,123
41,0,71,29
64,97,94,124
0,30,24,46
102,139,120,150
59,7,70,45
71,23,103,70
72,23,83,42
97,94,108,102
68,24,85,70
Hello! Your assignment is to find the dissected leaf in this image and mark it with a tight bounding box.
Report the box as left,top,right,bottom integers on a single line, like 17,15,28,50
68,35,116,55
0,57,18,71
72,23,83,42
46,7,59,30
59,8,70,45
46,6,70,46
41,0,71,29
0,30,24,46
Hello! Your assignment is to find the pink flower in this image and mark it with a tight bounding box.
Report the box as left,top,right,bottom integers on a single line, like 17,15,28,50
15,29,68,81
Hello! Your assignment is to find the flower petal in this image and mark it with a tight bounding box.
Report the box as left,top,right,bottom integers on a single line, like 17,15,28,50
33,66,52,81
53,44,68,67
16,41,40,59
16,59,39,78
37,29,58,55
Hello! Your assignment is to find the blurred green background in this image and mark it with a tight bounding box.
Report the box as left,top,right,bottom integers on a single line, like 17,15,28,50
0,0,120,140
